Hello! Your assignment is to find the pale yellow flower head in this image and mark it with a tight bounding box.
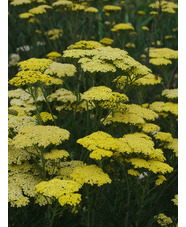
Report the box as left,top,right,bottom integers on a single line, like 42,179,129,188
13,125,70,148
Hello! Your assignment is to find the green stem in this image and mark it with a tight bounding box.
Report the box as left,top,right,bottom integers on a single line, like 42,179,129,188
39,146,47,180
40,86,57,126
29,87,42,125
49,203,59,227
124,170,131,227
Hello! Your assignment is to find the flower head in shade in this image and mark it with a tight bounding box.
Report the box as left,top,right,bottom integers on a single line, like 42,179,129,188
154,213,173,226
164,138,178,157
99,38,114,45
155,175,167,185
172,194,178,206
149,0,178,14
161,89,178,99
19,12,34,19
44,29,63,40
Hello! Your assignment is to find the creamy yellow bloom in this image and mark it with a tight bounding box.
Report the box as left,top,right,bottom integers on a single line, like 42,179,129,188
82,86,113,102
162,89,178,99
44,62,76,78
13,125,70,148
44,149,69,160
149,58,172,66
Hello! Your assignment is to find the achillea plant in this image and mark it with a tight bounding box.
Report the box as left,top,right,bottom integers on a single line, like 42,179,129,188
8,0,178,225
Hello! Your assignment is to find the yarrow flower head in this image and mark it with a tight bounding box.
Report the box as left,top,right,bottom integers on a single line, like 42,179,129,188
44,62,76,78
9,71,53,87
35,179,82,206
70,164,112,186
46,51,62,60
82,86,113,102
154,213,173,226
111,23,135,32
17,58,53,72
13,125,70,149
162,89,178,99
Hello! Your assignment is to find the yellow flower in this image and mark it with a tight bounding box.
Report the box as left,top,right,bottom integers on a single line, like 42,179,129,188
35,179,82,206
137,10,146,15
9,71,53,87
67,40,103,50
29,5,52,15
172,194,178,206
84,7,98,13
102,5,121,14
70,165,111,186
111,23,135,32
89,149,113,160
140,123,160,134
155,175,167,185
46,51,62,60
162,89,178,99
154,213,173,226
17,58,53,72
19,12,34,19
164,138,178,157
82,86,113,102
99,38,114,45
44,149,69,160
149,48,178,60
45,29,63,40
125,42,136,48
44,62,76,78
142,26,149,31
153,132,173,143
128,169,140,176
149,58,172,66
52,0,73,8
10,0,32,6
13,125,70,149
48,88,77,103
